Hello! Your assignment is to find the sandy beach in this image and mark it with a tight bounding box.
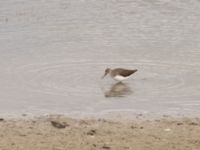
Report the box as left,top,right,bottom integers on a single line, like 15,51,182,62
0,116,200,150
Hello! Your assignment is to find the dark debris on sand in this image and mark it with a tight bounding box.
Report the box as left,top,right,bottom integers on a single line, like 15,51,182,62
51,121,69,129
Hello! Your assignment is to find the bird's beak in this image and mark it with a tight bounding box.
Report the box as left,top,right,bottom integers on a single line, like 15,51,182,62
101,72,108,79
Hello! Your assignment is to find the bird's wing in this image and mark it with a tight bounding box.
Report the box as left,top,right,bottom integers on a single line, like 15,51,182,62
118,69,137,77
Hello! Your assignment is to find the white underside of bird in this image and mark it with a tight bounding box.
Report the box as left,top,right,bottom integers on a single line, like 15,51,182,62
113,75,130,81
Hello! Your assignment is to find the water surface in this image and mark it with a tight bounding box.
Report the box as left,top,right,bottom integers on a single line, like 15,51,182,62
0,0,200,117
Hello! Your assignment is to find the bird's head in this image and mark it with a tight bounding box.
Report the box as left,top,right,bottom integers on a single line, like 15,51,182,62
102,68,111,79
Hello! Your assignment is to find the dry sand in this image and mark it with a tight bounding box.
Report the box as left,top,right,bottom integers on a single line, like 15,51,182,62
0,116,200,150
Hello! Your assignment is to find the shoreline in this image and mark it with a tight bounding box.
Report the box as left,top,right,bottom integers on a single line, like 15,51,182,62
0,115,200,150
1,109,200,120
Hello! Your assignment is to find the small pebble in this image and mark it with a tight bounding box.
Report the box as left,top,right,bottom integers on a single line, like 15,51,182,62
87,129,96,135
130,126,137,129
189,122,198,126
177,122,183,125
102,145,111,149
51,121,68,129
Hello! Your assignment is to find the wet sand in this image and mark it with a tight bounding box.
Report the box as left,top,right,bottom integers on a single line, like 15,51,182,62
0,116,200,150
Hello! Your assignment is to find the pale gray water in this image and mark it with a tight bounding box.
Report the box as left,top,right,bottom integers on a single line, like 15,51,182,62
0,0,200,117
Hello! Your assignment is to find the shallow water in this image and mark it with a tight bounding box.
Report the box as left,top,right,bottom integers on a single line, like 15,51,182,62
0,0,200,117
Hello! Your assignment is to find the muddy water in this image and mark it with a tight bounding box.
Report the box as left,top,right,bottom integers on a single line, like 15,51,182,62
0,0,200,117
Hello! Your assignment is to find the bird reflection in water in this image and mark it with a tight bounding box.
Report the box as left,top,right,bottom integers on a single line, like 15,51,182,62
104,82,132,97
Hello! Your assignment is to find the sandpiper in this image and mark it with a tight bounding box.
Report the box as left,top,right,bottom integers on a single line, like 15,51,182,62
102,68,138,81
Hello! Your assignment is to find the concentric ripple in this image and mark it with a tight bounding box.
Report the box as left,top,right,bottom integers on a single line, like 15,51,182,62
133,61,200,98
14,60,200,98
15,61,105,97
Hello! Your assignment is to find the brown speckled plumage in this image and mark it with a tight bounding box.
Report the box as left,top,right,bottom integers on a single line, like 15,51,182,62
102,68,138,81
